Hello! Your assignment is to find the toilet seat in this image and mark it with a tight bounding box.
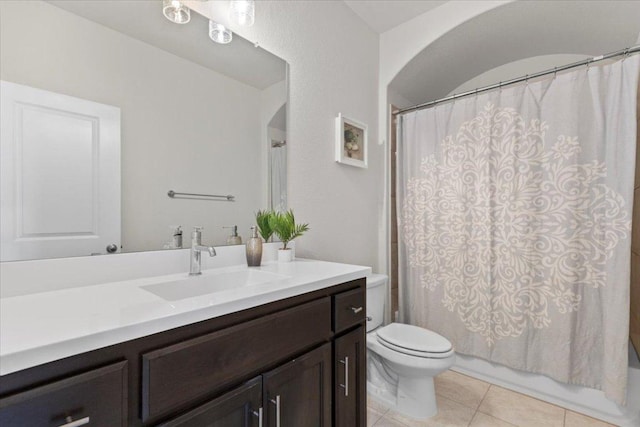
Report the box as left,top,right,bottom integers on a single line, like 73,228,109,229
377,323,453,359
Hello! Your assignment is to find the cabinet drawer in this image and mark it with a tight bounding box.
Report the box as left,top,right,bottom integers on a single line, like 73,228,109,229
0,361,127,427
333,287,365,333
142,297,331,422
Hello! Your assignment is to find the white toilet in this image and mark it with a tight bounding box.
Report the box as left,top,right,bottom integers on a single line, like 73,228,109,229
366,274,455,420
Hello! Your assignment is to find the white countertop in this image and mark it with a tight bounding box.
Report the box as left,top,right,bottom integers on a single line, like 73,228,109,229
0,259,370,376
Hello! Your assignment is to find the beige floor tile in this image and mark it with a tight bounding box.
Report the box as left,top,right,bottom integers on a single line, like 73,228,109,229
469,412,517,427
386,395,475,427
435,370,490,410
368,395,391,427
477,386,564,427
374,416,410,427
368,407,386,427
368,395,391,415
564,411,616,427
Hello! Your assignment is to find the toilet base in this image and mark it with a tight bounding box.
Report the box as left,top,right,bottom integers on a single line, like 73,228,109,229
367,375,438,420
396,376,437,419
367,372,439,420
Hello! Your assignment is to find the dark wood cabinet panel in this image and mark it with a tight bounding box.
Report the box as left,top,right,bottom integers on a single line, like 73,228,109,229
333,287,366,333
263,344,332,427
334,326,366,427
159,376,262,427
0,361,127,427
142,297,331,421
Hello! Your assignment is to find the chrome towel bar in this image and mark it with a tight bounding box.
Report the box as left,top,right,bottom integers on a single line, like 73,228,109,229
167,190,235,201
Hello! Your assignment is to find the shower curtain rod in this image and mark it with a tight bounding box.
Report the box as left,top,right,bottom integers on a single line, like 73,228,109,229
393,45,640,116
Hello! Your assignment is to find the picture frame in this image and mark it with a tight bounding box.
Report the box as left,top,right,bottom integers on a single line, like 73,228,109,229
335,113,368,168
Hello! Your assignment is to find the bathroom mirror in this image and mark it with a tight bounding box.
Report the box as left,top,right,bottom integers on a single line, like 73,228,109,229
0,0,288,261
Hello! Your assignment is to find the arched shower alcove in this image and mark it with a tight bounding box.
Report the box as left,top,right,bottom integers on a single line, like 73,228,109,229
382,1,640,424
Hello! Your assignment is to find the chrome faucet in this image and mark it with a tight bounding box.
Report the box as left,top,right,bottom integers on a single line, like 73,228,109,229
189,226,216,276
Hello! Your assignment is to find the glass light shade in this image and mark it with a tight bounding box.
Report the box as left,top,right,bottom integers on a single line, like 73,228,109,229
163,0,191,24
229,0,255,27
209,20,233,44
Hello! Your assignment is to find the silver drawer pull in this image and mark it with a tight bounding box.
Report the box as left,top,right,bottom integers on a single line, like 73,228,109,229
270,395,281,427
58,416,90,427
252,407,263,427
339,357,349,396
350,306,363,314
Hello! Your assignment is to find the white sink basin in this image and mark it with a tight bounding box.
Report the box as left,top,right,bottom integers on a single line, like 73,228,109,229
141,269,289,301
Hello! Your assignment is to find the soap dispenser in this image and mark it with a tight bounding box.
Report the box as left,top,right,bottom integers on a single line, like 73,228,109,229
163,225,183,249
246,226,263,267
224,226,242,245
172,225,183,249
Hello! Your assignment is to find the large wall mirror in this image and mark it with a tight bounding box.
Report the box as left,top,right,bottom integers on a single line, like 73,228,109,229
0,0,288,261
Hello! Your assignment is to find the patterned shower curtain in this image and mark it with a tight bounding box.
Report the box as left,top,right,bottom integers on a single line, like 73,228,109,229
397,56,639,404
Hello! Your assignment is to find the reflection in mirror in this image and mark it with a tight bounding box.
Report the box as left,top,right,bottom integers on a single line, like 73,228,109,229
0,0,287,261
269,104,287,212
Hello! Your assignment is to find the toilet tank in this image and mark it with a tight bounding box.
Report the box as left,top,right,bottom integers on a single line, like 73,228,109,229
366,274,387,332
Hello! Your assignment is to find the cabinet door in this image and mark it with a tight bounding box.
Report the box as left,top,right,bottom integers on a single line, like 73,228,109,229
263,344,332,427
159,377,263,427
334,325,366,427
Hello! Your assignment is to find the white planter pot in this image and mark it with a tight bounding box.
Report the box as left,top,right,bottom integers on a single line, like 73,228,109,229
278,249,293,262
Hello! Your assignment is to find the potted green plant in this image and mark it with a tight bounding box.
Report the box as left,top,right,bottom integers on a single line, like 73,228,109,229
255,209,274,242
269,209,309,262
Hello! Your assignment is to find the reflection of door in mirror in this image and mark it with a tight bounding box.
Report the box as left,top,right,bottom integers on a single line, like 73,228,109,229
0,81,121,261
269,104,287,212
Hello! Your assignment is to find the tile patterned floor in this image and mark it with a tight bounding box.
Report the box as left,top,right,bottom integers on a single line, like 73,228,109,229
367,370,617,427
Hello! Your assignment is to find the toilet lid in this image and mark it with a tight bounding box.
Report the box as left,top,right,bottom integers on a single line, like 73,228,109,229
377,323,453,354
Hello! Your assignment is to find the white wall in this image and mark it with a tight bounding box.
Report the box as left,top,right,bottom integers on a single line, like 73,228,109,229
387,87,414,110
447,54,590,96
0,1,265,252
190,1,381,270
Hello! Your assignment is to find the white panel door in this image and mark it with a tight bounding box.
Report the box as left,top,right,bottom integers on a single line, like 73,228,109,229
1,81,120,261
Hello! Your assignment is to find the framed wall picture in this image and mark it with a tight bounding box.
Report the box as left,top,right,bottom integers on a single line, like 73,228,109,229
335,113,368,168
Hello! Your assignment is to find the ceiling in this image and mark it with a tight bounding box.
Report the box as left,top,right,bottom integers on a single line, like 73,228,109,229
344,0,447,33
48,0,286,90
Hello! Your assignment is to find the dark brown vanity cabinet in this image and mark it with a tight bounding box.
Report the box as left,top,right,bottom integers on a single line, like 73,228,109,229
0,277,366,427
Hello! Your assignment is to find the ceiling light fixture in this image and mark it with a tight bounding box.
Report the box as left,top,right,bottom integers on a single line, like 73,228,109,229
209,20,233,44
162,0,191,24
229,0,255,27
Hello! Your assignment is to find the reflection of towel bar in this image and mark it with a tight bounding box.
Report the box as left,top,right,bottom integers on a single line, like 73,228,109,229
167,190,235,201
